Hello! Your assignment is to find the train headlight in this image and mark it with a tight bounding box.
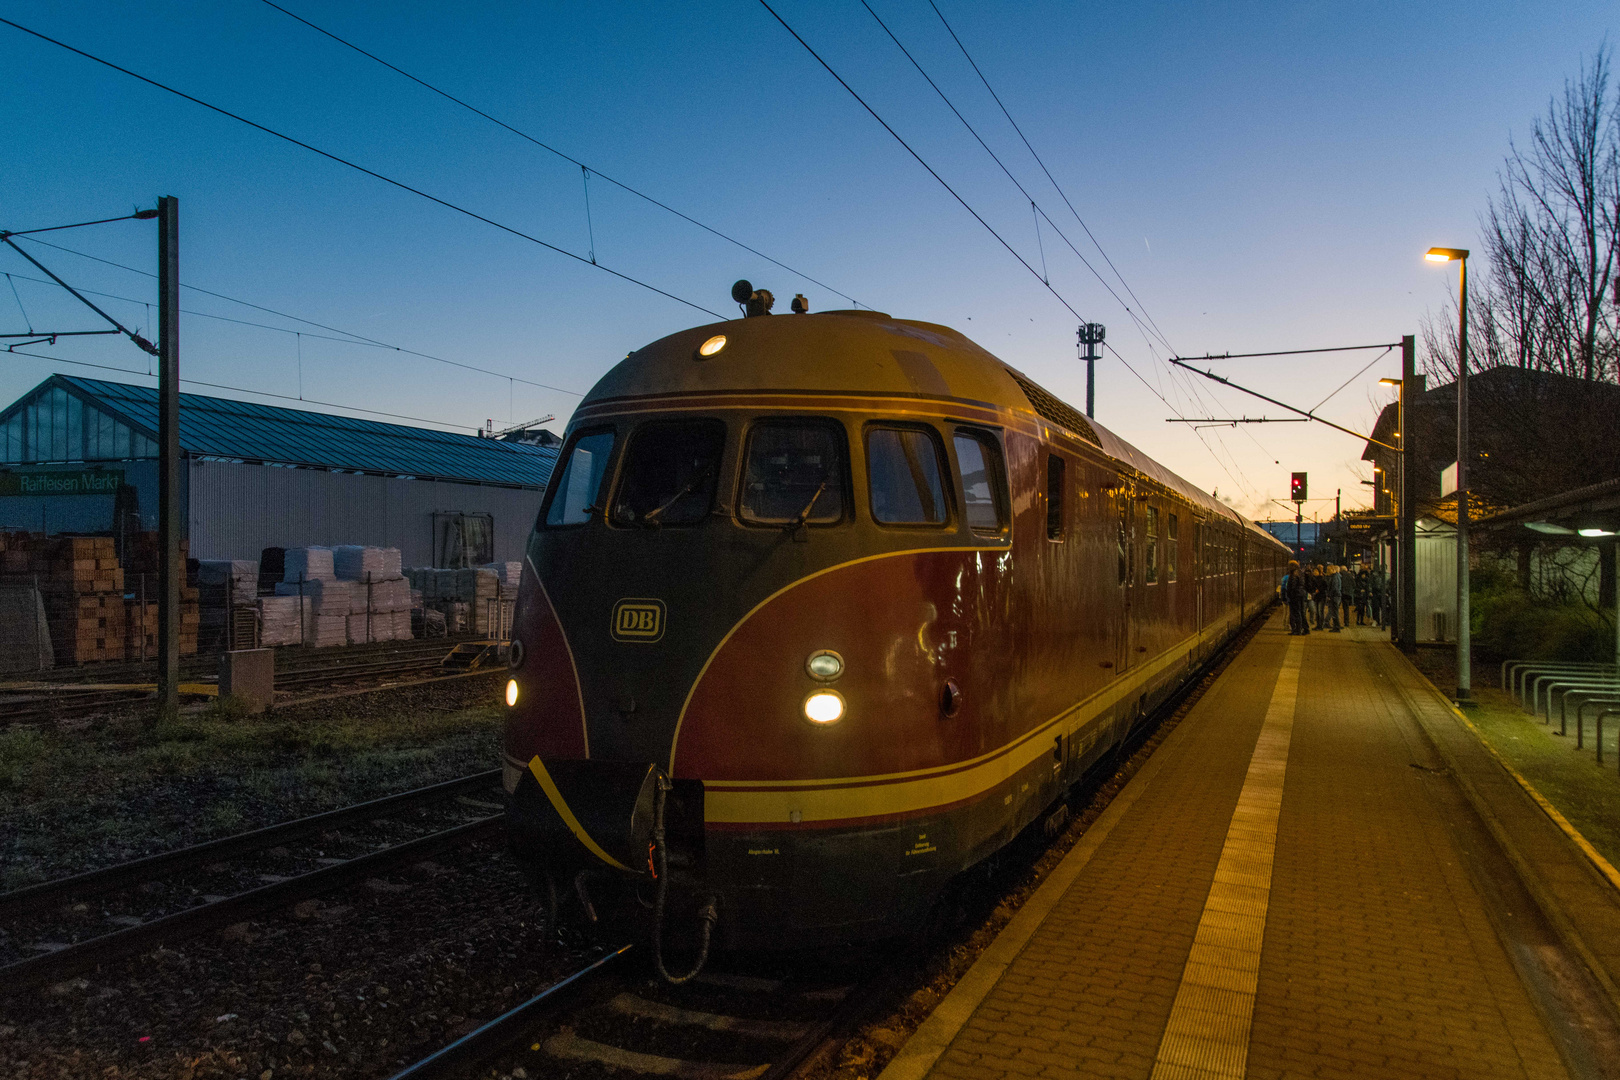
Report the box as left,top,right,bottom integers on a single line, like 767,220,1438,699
803,689,845,725
505,679,520,707
805,650,844,681
698,334,728,357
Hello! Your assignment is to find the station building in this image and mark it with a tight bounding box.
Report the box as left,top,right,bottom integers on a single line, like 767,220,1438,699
0,375,558,566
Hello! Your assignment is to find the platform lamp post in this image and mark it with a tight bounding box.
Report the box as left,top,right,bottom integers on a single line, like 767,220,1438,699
1426,247,1470,701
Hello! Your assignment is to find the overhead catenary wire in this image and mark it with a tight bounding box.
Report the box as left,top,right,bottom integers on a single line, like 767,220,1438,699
926,0,1176,355
0,15,725,321
1308,346,1393,413
0,210,154,239
5,274,35,333
756,0,1086,327
1,237,156,354
1109,344,1258,502
855,0,1174,357
5,239,586,398
905,3,1273,481
767,1,1261,503
851,1,1264,495
257,0,865,308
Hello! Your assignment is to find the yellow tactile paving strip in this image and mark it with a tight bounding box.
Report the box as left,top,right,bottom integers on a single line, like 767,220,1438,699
1149,638,1301,1079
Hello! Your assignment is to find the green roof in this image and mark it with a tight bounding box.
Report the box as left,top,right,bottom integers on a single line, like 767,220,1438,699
0,375,557,488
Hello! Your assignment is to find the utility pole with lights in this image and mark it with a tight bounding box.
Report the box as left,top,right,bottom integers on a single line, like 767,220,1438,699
1078,323,1105,418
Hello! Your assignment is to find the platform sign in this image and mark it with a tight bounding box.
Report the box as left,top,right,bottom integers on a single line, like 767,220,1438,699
1440,461,1458,497
0,468,124,496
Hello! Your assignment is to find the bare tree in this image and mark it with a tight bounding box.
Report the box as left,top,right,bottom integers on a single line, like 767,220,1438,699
1423,45,1620,385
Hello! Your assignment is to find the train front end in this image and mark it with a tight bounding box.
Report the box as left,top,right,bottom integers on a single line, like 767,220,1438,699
501,308,1034,951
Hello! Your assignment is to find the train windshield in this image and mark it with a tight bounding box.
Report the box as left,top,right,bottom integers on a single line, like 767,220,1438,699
611,419,726,527
544,429,615,526
740,421,847,525
867,426,948,526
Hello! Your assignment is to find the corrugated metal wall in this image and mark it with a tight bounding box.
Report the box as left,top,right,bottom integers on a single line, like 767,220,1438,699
187,460,541,565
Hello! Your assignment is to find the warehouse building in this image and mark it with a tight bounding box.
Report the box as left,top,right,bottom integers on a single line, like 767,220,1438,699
0,375,557,566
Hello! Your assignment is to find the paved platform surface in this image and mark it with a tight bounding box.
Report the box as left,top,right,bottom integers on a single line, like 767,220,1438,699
881,612,1620,1080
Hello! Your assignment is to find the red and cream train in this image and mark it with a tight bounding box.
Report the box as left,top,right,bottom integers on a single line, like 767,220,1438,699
501,300,1286,951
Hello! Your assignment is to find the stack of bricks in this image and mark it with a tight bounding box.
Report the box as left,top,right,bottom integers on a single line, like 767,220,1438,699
123,532,200,657
0,535,129,665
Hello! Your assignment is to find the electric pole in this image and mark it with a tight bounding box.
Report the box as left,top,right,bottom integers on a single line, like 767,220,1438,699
156,196,180,724
1078,323,1105,418
1398,335,1417,652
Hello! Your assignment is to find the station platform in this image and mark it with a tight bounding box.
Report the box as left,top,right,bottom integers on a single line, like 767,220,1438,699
880,612,1620,1080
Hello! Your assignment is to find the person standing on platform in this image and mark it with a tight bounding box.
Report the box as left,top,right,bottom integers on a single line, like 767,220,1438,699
1339,565,1354,627
1354,564,1370,625
1285,560,1309,634
1371,563,1387,627
1326,564,1343,631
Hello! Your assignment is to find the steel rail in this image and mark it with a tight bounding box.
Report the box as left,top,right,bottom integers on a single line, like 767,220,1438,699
384,945,633,1080
0,769,501,919
0,814,503,994
759,970,903,1080
271,658,449,687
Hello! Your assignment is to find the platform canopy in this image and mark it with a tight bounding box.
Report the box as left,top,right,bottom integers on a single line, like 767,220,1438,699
1478,477,1620,541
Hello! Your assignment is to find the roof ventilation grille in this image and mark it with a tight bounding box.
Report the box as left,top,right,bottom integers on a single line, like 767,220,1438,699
1010,373,1100,447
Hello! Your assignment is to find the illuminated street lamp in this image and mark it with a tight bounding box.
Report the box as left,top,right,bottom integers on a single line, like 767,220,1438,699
1425,246,1471,702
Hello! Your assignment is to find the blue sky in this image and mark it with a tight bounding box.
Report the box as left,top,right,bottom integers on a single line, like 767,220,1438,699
2,1,1614,521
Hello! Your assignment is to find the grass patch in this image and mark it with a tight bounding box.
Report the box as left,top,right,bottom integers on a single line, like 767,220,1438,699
1462,685,1620,871
0,677,506,888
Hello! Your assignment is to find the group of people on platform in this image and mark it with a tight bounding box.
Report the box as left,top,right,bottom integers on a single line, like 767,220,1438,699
1280,559,1388,635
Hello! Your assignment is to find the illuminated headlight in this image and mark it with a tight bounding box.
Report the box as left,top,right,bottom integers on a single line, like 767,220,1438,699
505,679,520,707
698,334,727,357
805,650,844,681
803,690,845,725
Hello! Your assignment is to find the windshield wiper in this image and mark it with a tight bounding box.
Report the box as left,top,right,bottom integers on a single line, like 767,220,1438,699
784,480,828,533
641,467,712,526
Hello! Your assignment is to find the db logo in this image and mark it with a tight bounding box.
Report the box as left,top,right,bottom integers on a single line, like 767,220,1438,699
611,599,666,642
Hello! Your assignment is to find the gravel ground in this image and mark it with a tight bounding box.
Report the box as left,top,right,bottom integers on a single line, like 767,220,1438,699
1,675,506,889
1,835,594,1080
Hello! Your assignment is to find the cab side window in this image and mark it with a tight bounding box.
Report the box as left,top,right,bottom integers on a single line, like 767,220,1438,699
953,429,1008,536
542,429,614,527
866,426,949,526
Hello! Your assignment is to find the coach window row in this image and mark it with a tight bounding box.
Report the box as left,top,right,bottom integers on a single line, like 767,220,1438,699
539,418,1009,535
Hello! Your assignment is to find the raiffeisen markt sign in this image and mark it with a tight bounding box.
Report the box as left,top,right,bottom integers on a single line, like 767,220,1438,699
0,469,125,496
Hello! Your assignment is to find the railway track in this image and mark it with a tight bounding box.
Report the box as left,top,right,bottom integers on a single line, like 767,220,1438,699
373,610,1277,1080
0,636,503,723
385,945,897,1080
0,769,507,994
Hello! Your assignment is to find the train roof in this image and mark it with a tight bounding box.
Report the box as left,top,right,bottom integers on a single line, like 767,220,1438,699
588,310,1282,546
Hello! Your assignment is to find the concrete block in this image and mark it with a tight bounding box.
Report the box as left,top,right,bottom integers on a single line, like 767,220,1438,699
220,647,274,713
